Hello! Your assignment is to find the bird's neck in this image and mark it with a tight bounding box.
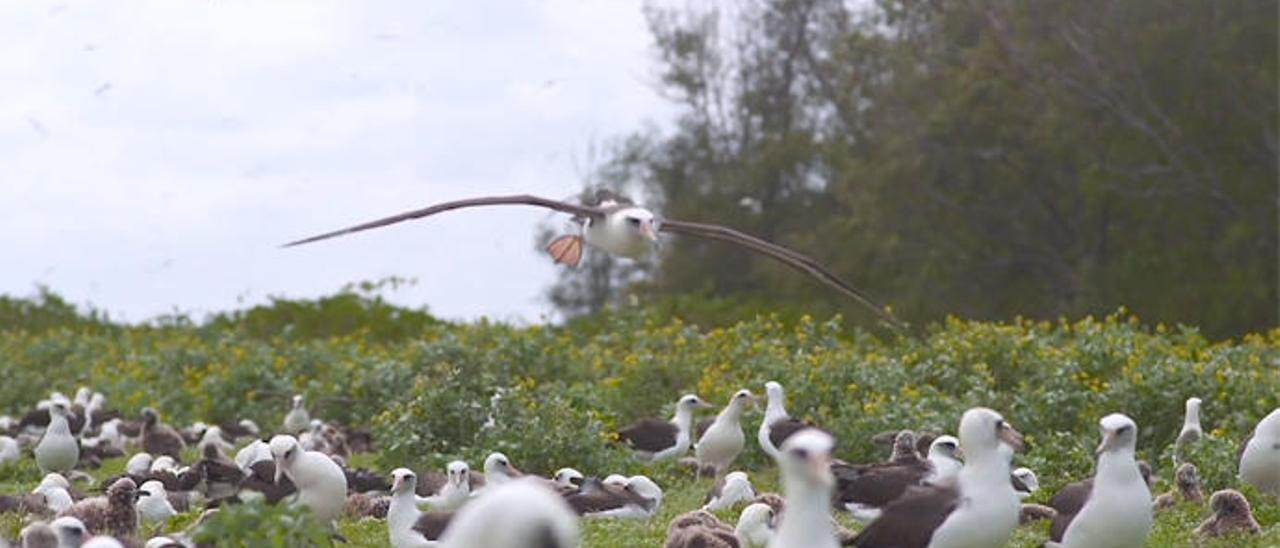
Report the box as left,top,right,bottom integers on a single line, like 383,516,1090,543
673,408,694,431
779,481,833,544
47,415,71,435
1184,405,1201,429
960,450,1010,485
718,404,744,423
764,399,788,423
1096,451,1145,493
388,489,422,529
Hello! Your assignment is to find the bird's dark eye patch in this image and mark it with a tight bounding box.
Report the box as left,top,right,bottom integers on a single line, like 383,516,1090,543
627,217,641,225
792,448,809,459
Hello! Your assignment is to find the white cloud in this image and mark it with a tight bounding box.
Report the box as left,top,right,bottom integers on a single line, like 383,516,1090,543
0,0,676,322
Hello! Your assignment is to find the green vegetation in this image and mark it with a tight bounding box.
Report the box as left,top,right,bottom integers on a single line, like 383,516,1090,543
0,290,1277,546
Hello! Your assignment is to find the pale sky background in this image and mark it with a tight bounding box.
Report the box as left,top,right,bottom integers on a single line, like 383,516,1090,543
0,0,680,323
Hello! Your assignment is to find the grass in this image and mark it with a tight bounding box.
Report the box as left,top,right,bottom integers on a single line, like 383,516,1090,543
2,446,1277,546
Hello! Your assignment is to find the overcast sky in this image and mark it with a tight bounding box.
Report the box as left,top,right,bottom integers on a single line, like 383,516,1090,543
0,1,678,323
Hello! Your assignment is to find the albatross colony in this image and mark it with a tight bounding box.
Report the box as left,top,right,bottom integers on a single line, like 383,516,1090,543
1,383,1278,547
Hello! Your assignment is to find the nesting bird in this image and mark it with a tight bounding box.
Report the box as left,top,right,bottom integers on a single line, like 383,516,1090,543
833,430,932,522
735,502,777,548
567,475,663,519
703,471,755,511
1049,414,1153,548
853,408,1024,548
695,389,757,477
1011,467,1040,499
1152,462,1204,511
616,395,713,461
1195,489,1261,538
34,402,79,473
270,434,348,526
664,509,738,548
1238,407,1280,495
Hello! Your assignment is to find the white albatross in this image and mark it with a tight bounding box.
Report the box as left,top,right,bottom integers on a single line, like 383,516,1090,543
1050,413,1153,548
270,434,348,527
852,407,1024,548
770,429,839,548
696,389,757,477
34,402,79,474
1238,408,1280,494
283,190,899,324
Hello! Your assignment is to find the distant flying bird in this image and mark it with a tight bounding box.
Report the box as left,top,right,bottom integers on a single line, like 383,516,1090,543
283,191,896,324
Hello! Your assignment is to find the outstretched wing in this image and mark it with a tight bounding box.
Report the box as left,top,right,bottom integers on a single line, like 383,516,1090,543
657,219,898,325
282,194,606,247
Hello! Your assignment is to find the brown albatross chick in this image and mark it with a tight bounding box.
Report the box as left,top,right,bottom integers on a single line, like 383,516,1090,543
63,477,138,538
1153,462,1204,511
664,509,739,548
140,408,186,460
1196,489,1261,538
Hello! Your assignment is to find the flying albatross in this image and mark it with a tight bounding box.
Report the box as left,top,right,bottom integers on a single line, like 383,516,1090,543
283,191,897,324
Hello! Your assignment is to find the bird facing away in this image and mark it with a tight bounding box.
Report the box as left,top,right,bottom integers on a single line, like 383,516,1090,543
736,503,777,548
1153,462,1204,511
696,390,757,478
1174,397,1203,465
1052,414,1153,548
270,434,348,526
482,452,522,486
283,394,310,434
924,436,963,484
438,478,580,548
703,471,756,511
0,435,19,466
1238,408,1280,495
771,429,838,548
853,407,1024,548
617,395,714,461
283,191,898,324
1195,489,1262,538
34,402,79,474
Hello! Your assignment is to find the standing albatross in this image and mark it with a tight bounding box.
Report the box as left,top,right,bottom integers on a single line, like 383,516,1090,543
1048,413,1152,548
853,407,1024,548
283,191,897,324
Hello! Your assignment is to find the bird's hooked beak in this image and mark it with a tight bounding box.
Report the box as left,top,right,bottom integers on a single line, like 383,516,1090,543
999,423,1025,453
273,457,286,484
1095,429,1123,457
640,219,658,242
695,399,714,410
391,475,405,493
809,451,834,485
507,463,523,477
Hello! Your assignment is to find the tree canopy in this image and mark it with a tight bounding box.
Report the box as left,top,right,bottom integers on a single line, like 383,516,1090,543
546,0,1277,338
